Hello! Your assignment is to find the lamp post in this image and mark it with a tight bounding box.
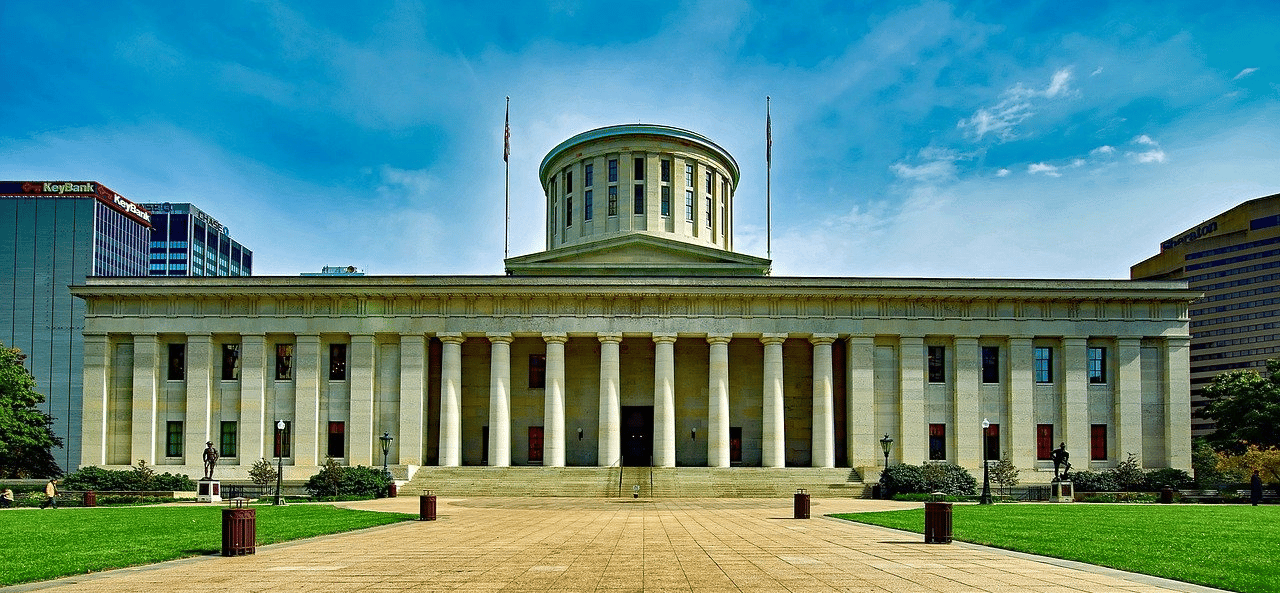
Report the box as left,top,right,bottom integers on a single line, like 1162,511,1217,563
980,418,993,505
274,419,285,506
879,434,893,499
379,431,393,496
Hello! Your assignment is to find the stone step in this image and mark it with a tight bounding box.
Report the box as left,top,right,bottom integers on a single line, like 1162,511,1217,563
399,467,866,498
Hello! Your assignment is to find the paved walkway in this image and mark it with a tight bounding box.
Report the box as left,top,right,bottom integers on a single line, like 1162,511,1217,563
7,497,1228,593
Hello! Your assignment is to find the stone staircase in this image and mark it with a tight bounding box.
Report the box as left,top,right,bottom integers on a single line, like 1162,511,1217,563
397,466,865,498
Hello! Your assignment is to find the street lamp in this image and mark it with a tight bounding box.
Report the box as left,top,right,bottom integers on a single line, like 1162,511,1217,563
379,431,393,496
980,418,993,505
879,434,893,499
274,419,286,506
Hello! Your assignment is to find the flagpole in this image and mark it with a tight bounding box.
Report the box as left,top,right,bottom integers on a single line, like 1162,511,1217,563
504,96,510,261
766,96,772,261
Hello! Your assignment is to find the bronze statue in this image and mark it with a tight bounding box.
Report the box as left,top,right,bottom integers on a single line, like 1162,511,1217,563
1050,442,1072,480
202,441,219,479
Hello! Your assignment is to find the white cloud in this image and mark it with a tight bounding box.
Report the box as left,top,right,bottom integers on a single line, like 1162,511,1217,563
957,68,1076,141
1127,135,1166,163
1090,145,1116,156
996,168,1010,177
1133,134,1157,146
1044,69,1072,98
1028,162,1061,176
1091,66,1103,76
1234,67,1259,80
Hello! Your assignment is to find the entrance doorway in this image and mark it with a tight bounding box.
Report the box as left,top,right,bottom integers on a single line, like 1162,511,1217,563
621,406,653,466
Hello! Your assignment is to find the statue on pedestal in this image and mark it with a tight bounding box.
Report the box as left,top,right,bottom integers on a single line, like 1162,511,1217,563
1050,442,1072,480
203,441,219,479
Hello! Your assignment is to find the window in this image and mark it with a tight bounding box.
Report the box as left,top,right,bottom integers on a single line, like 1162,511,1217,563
1091,424,1107,460
273,421,292,458
929,424,946,460
661,186,670,217
608,159,618,182
166,421,183,457
685,164,694,188
529,354,546,389
1036,424,1054,460
927,346,945,383
167,343,186,381
984,423,1000,461
329,343,347,380
565,170,573,193
981,346,999,383
633,184,644,214
705,196,712,227
221,344,241,381
221,421,237,457
634,157,645,180
1034,347,1053,383
328,421,345,458
566,197,573,227
584,190,593,221
1088,347,1107,384
585,163,593,187
685,190,694,221
276,344,294,380
608,186,618,216
660,159,670,182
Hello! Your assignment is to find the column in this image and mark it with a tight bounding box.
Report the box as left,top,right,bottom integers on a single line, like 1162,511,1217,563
1062,337,1089,467
1114,337,1143,467
898,336,925,465
811,334,837,468
954,336,982,469
544,333,568,467
239,334,267,464
845,335,875,470
761,334,787,468
598,333,622,467
398,334,426,466
1164,337,1193,470
294,334,322,467
1007,337,1035,469
131,333,159,465
653,334,677,468
81,333,110,467
707,334,732,468
349,334,376,466
487,333,513,467
184,333,213,468
438,333,465,467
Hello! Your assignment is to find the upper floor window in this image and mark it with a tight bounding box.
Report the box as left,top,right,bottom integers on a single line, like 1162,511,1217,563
585,163,593,187
167,343,186,381
1034,347,1053,383
685,190,694,221
634,157,645,180
661,186,670,217
329,343,347,380
608,159,618,183
529,354,546,388
566,197,573,227
981,346,999,383
634,184,644,214
927,346,945,383
705,196,712,227
221,344,241,381
584,190,593,221
275,344,294,380
1088,347,1107,384
608,186,618,217
660,160,670,182
565,170,573,193
685,164,694,188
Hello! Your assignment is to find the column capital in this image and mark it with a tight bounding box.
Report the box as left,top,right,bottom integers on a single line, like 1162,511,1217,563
707,334,732,345
297,334,321,344
1117,336,1143,345
437,332,466,345
598,333,623,344
652,333,677,344
487,332,514,344
809,333,837,346
542,332,568,344
760,333,787,345
1063,336,1088,346
399,333,426,344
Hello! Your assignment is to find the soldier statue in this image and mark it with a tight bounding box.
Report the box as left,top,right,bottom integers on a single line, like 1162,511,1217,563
202,441,219,479
1050,442,1072,480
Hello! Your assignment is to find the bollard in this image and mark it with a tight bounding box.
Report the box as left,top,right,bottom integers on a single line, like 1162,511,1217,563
793,488,811,519
924,501,952,544
221,498,256,556
420,490,437,521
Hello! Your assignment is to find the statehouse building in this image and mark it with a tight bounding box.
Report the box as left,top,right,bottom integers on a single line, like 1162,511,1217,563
72,124,1198,495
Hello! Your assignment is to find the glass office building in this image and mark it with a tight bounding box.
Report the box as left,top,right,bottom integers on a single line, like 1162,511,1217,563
0,181,153,471
140,202,252,277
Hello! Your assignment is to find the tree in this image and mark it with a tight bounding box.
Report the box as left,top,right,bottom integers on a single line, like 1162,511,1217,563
1202,359,1280,451
990,451,1020,497
248,458,278,488
1217,444,1280,483
0,343,63,478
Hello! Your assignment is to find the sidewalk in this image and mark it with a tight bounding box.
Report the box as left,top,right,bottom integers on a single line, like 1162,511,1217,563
5,497,1229,592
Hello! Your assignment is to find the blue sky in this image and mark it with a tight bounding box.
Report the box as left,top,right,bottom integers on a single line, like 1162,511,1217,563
3,0,1278,278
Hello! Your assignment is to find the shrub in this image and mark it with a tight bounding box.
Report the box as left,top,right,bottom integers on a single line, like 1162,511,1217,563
303,464,389,498
1071,470,1118,492
248,458,278,487
880,463,927,497
1146,468,1194,489
922,463,977,496
60,464,195,492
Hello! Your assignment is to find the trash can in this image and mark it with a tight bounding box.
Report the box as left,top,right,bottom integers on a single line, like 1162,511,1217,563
420,491,437,521
1160,487,1174,504
924,501,952,544
793,488,811,519
222,498,256,556
388,483,398,498
83,490,96,507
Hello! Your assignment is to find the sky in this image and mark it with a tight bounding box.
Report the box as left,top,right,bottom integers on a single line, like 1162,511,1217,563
2,0,1278,279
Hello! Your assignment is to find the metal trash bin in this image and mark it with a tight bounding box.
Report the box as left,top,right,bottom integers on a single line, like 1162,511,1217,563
793,488,811,519
420,491,437,521
924,501,952,544
388,483,398,498
222,498,256,556
83,491,96,507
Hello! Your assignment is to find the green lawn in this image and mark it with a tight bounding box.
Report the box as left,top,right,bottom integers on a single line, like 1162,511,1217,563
0,504,417,586
832,504,1279,593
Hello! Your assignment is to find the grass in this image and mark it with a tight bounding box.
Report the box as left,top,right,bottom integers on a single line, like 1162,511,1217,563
832,504,1280,593
0,504,416,586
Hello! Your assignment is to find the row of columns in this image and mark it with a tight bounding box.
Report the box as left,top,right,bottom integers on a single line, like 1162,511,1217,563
81,331,1192,472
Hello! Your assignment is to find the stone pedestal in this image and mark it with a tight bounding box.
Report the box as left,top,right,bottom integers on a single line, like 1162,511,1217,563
198,478,223,503
1051,479,1073,503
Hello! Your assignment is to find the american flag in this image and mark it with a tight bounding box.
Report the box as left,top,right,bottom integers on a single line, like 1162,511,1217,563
503,97,510,163
766,97,772,167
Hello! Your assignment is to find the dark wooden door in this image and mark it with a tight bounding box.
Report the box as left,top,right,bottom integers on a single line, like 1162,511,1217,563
528,426,544,464
621,406,653,466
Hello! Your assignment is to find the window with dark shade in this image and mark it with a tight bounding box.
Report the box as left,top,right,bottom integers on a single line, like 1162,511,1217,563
929,424,946,460
274,421,292,458
328,421,345,458
222,344,240,381
982,346,999,383
166,421,183,457
584,190,593,221
220,421,237,457
634,184,644,214
608,159,618,182
329,343,347,380
529,354,546,389
167,343,186,381
927,346,945,383
634,157,645,180
608,186,618,216
984,423,1000,461
585,163,593,187
566,197,573,226
660,159,670,182
661,186,670,217
276,344,294,380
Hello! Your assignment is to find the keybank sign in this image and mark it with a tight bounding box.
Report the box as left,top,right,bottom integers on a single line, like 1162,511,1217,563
1162,221,1217,251
111,194,151,224
40,181,97,194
